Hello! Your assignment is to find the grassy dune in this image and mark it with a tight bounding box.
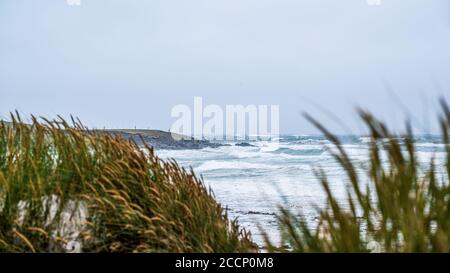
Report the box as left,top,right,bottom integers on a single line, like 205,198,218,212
0,114,255,253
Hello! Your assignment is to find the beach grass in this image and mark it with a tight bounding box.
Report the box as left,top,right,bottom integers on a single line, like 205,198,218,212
0,113,255,253
265,99,450,253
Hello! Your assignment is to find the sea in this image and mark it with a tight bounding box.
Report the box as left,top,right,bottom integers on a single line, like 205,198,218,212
156,135,447,246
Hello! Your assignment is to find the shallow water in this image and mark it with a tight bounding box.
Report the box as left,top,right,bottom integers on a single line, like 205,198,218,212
155,135,447,245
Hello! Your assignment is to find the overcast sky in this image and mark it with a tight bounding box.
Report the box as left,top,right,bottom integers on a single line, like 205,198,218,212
1,0,449,134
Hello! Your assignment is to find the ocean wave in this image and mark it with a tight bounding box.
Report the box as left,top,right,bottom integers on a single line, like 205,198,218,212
257,142,281,152
229,149,264,159
196,160,279,172
233,210,277,216
271,147,324,156
359,137,371,143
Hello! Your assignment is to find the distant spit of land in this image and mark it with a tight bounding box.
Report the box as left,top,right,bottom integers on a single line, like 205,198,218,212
100,129,223,150
1,120,241,150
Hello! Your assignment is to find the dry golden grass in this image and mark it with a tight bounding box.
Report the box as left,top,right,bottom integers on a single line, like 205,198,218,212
0,113,256,253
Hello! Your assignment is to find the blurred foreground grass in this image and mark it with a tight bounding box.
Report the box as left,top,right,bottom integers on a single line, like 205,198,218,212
266,100,450,253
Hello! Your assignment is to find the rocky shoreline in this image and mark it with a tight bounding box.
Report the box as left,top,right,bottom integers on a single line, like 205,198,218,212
103,129,226,150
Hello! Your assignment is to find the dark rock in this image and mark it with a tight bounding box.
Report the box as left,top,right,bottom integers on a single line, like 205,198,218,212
235,142,256,147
